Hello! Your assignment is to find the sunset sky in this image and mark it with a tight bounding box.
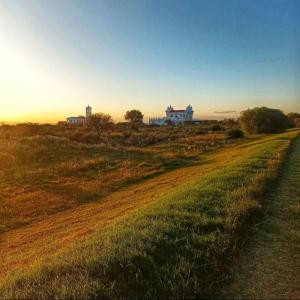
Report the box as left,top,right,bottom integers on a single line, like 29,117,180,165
0,0,299,123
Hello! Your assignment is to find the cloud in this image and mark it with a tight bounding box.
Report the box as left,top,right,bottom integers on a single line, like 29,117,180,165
213,110,237,114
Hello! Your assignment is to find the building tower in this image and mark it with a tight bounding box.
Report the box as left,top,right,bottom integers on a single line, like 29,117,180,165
86,105,92,118
185,105,194,121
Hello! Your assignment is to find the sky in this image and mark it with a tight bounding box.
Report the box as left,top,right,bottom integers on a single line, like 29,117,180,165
0,0,299,123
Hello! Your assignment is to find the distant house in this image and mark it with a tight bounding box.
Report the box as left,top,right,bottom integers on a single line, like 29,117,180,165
149,105,194,125
66,105,92,124
66,116,86,124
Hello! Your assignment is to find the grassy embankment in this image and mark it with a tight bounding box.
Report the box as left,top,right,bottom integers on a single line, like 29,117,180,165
223,133,300,298
1,129,298,299
0,133,244,280
0,131,228,234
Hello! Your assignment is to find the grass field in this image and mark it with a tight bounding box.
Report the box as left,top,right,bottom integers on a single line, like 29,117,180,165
222,134,300,298
0,127,231,235
0,128,299,298
0,129,241,279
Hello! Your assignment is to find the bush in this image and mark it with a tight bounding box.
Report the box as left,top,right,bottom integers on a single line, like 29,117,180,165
196,129,205,135
240,107,289,134
287,112,300,128
210,124,222,131
226,129,244,139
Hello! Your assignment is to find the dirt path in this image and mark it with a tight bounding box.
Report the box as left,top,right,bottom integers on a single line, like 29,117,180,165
0,135,292,280
223,137,300,299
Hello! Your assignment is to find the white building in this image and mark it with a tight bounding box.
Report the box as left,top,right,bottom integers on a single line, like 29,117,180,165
67,105,92,124
149,105,194,125
66,116,86,124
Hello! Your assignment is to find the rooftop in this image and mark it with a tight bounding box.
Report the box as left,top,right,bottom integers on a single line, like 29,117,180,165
67,116,86,119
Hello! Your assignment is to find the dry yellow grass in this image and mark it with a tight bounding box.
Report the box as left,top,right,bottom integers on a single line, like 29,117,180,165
0,130,235,237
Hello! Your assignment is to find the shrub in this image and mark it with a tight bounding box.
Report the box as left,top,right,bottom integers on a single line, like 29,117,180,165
70,131,98,144
87,113,113,142
165,119,175,126
287,112,300,128
240,107,289,134
210,124,222,131
226,129,244,139
183,121,196,126
196,129,205,135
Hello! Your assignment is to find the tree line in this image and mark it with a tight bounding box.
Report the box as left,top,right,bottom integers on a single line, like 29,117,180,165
239,107,300,134
86,107,299,140
87,110,144,141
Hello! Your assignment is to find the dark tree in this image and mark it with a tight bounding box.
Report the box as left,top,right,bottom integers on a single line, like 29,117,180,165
210,124,222,131
287,112,300,128
239,107,289,134
87,113,113,142
125,110,144,129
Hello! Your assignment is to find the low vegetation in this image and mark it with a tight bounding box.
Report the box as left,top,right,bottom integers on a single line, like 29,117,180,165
0,120,236,147
0,129,298,299
0,123,242,235
226,128,244,139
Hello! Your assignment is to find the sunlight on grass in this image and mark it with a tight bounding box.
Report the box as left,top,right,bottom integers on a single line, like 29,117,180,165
0,130,298,299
